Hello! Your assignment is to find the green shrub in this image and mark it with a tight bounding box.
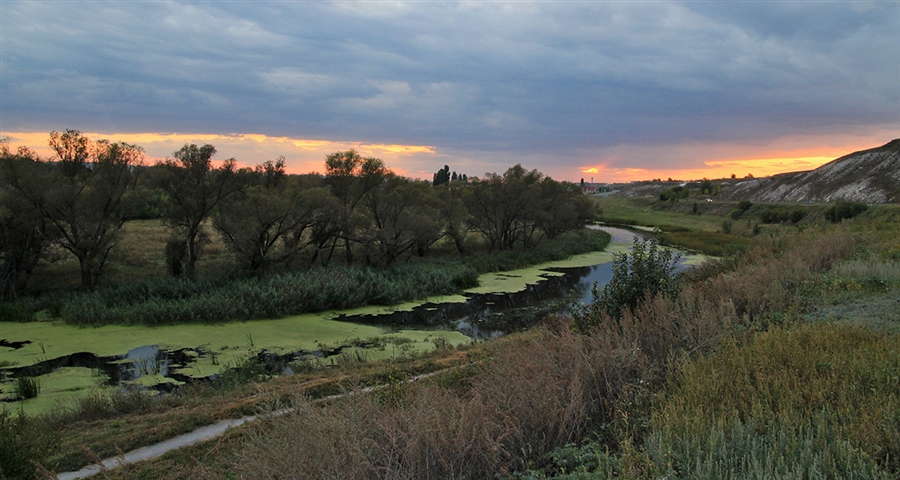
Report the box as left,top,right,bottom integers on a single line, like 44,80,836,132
730,200,753,219
0,303,33,322
42,229,610,326
13,376,39,400
759,206,807,224
574,236,681,330
0,409,59,479
825,200,869,223
659,185,689,202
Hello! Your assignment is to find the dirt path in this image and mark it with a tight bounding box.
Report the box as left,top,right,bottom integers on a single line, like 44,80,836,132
55,415,257,480
52,369,460,479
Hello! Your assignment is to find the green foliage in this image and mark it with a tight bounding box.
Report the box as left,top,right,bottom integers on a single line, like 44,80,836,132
574,236,681,330
432,164,451,186
659,185,689,202
697,178,717,195
216,355,271,389
156,143,239,280
759,206,807,224
33,230,609,326
0,408,59,479
2,130,144,290
825,200,869,223
720,219,732,234
464,165,595,252
0,302,33,322
13,375,40,400
0,142,52,299
730,200,753,219
465,230,610,273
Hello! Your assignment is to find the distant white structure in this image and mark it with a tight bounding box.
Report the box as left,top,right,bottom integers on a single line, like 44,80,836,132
581,182,608,194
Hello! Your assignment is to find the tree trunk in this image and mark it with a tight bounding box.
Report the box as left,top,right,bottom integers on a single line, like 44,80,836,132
79,260,94,290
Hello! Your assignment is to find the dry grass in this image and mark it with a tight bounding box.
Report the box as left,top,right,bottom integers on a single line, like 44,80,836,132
833,258,900,282
699,227,859,324
223,302,730,480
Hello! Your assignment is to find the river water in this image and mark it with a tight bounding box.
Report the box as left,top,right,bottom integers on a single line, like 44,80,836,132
2,226,678,397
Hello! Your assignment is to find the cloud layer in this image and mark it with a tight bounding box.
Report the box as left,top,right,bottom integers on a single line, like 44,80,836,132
2,1,897,179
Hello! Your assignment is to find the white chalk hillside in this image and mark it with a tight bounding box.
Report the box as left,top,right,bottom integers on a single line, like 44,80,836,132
718,139,900,204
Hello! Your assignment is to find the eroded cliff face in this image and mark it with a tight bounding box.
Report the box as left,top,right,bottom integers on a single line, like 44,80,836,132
717,139,900,204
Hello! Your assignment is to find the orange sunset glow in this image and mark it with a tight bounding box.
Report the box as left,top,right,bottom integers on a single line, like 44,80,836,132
581,155,838,183
1,131,437,179
577,130,898,183
3,130,895,183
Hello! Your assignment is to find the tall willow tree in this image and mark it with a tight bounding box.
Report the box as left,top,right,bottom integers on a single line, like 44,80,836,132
214,158,330,272
0,142,52,297
156,144,239,279
2,130,143,289
323,150,388,263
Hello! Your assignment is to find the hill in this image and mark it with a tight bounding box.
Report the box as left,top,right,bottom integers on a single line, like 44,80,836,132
718,139,900,203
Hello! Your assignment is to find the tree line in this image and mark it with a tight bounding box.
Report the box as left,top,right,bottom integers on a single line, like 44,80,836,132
0,130,595,297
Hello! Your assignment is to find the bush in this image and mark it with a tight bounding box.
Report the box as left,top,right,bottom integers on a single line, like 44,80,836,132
574,236,681,330
0,303,33,322
13,376,39,400
759,206,807,224
730,200,753,219
0,409,59,479
659,186,689,202
825,200,869,223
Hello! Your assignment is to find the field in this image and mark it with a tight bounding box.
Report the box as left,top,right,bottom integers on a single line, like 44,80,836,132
3,198,899,479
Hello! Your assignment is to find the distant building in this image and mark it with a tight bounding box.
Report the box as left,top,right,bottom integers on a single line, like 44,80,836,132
581,182,608,194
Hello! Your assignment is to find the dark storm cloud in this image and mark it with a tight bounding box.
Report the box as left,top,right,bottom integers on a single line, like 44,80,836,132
2,1,897,168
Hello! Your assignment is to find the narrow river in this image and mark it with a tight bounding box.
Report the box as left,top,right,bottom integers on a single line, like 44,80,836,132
1,226,694,412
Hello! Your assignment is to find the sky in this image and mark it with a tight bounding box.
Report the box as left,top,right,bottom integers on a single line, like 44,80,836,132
1,1,898,183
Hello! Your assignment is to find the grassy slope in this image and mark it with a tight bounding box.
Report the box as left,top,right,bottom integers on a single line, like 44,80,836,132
592,195,838,256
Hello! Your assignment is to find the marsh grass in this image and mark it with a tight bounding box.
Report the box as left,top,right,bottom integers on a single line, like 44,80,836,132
0,407,59,479
17,229,609,326
659,231,750,256
13,375,40,400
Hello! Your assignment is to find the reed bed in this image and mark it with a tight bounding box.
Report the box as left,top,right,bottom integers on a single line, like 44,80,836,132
9,230,609,327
